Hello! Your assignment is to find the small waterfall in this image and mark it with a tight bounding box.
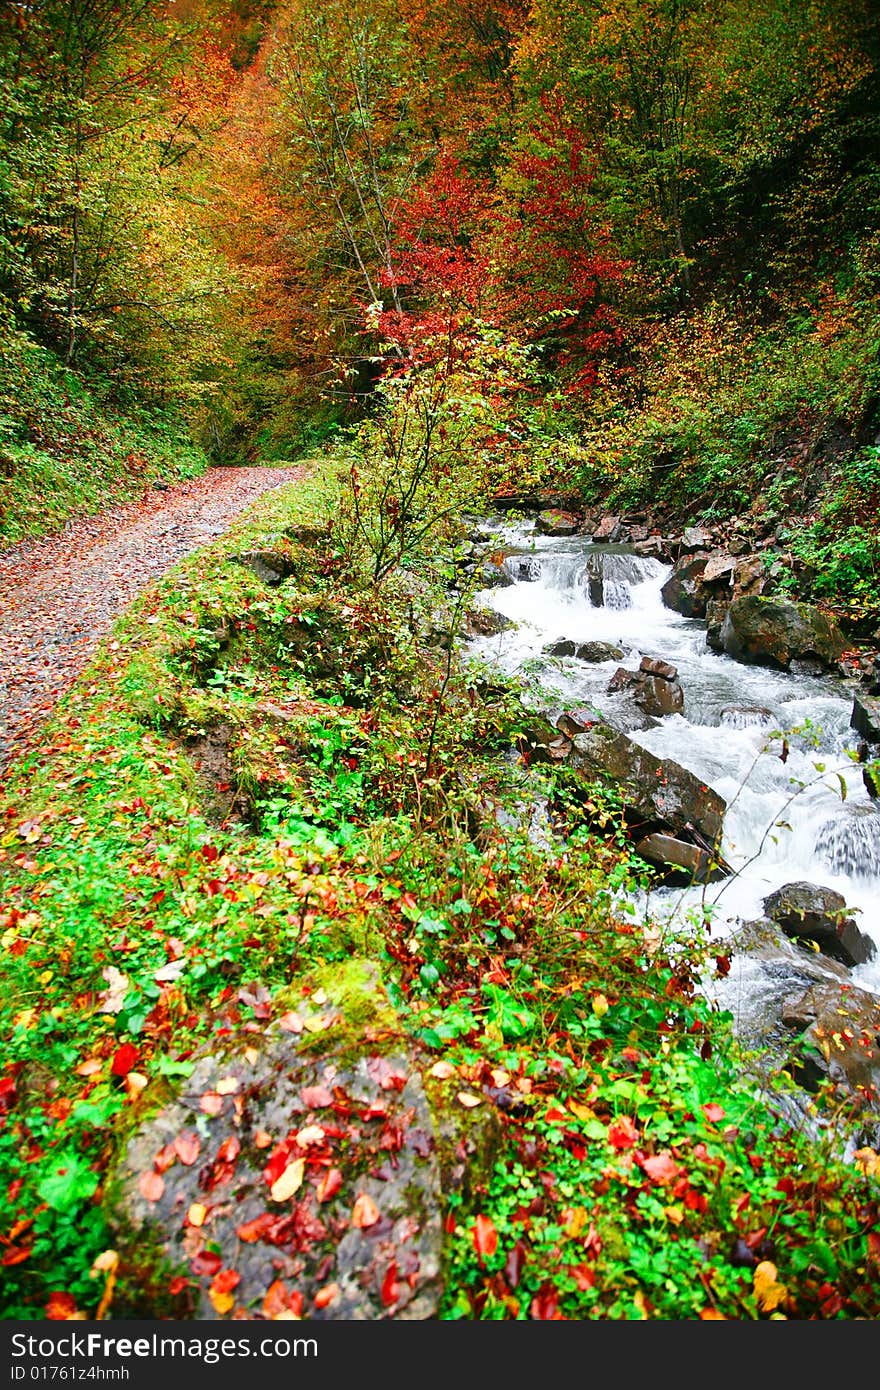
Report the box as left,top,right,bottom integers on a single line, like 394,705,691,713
720,705,774,730
584,551,666,609
815,807,880,879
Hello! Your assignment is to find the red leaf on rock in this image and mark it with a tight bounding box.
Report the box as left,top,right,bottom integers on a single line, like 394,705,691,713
237,1213,274,1243
190,1251,223,1277
316,1167,343,1203
211,1268,240,1295
138,1171,165,1203
217,1135,240,1164
174,1132,200,1166
380,1260,400,1307
111,1043,139,1077
472,1214,498,1259
301,1085,334,1108
351,1193,380,1229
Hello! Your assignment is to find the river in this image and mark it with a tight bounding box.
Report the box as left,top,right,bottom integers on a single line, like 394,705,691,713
466,518,880,1011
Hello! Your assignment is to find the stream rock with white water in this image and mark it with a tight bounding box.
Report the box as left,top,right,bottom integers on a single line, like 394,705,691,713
463,516,880,1117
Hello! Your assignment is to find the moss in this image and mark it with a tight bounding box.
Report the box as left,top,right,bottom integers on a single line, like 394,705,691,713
294,957,401,1061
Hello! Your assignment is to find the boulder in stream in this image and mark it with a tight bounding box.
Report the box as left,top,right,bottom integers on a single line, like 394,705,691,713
781,981,880,1112
569,721,725,845
852,693,880,744
536,509,580,537
660,554,709,618
762,881,876,967
576,641,625,663
607,656,684,717
591,514,622,542
634,832,728,883
720,596,847,671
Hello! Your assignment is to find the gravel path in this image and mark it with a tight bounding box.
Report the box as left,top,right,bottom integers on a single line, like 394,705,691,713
0,465,302,773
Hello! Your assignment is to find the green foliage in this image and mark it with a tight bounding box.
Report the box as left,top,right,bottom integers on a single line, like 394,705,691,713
0,304,207,542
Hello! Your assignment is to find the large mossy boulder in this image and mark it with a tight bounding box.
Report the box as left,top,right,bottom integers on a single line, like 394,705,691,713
568,721,725,844
720,596,847,671
105,960,496,1321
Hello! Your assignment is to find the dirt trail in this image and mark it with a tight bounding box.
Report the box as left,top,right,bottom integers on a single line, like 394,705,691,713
0,465,302,774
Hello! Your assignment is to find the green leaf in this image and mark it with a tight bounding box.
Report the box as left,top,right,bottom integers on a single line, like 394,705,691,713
37,1152,99,1212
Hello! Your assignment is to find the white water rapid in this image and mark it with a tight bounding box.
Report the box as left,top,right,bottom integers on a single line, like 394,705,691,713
466,519,880,1000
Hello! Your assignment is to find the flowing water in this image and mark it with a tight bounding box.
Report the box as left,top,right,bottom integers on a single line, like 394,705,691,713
466,519,880,1008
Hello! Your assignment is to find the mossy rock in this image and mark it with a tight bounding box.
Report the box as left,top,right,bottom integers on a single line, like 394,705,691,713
105,960,444,1320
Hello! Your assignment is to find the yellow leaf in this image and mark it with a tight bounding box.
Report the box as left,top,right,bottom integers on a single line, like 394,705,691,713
216,1076,239,1095
563,1207,589,1238
270,1159,305,1202
187,1203,208,1228
592,994,609,1017
209,1289,235,1316
568,1099,596,1122
457,1091,482,1108
753,1260,788,1313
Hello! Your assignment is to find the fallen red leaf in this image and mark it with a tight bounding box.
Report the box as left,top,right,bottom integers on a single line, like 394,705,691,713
608,1115,639,1151
111,1043,139,1077
174,1132,200,1166
138,1170,165,1203
380,1260,400,1308
316,1167,343,1203
237,1213,274,1243
351,1193,380,1229
702,1103,726,1123
46,1291,78,1320
640,1153,680,1185
472,1214,498,1259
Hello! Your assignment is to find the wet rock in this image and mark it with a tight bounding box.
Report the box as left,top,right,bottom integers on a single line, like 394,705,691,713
536,509,580,537
681,525,711,552
608,658,684,717
720,596,847,671
592,514,622,543
702,551,736,586
576,641,625,663
515,716,573,764
633,537,670,560
503,555,541,583
730,919,851,988
634,832,728,883
465,608,515,638
544,638,577,658
556,708,601,738
234,551,297,587
732,555,767,595
474,556,515,589
569,722,725,844
706,599,728,652
762,881,876,967
640,655,677,681
781,981,880,1111
106,961,446,1321
852,694,880,744
660,554,709,618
